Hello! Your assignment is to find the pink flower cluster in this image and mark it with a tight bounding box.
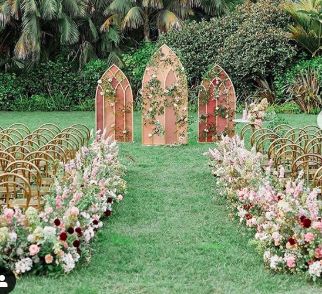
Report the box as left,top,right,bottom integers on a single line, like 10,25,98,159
0,133,126,275
207,136,322,281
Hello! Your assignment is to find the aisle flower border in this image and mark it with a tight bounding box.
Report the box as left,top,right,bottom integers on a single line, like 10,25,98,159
207,136,322,281
0,132,126,275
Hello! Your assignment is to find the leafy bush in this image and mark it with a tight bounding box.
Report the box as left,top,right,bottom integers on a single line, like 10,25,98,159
0,58,108,111
267,101,302,114
122,42,156,105
159,0,298,101
0,73,24,110
274,56,322,113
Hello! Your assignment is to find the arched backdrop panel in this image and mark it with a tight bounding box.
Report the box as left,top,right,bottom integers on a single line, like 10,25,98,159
198,65,236,142
95,64,133,142
142,44,188,145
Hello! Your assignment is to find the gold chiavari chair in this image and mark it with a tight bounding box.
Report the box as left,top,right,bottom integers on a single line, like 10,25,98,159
0,173,33,210
267,138,295,160
273,124,293,137
274,144,305,176
305,137,322,155
292,154,322,185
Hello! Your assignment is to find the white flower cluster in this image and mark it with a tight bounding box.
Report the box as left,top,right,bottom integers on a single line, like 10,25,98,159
15,258,33,274
308,261,322,279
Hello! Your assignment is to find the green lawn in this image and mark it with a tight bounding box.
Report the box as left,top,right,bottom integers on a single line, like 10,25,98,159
0,111,321,294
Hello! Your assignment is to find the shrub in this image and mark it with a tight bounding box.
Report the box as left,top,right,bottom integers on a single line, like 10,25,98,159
274,56,322,113
122,42,156,106
159,0,298,101
0,73,24,110
0,58,108,111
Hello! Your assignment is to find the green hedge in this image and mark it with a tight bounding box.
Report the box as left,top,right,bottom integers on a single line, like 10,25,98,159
0,58,109,111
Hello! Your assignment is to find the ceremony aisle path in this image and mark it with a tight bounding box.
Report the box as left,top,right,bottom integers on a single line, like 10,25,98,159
0,112,320,294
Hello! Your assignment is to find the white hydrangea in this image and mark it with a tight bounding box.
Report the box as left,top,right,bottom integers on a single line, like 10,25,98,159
269,255,283,270
43,226,56,241
15,258,33,274
308,261,322,278
62,253,75,273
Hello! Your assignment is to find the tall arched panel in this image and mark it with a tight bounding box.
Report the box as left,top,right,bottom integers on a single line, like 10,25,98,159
95,64,133,142
142,44,188,145
198,65,236,142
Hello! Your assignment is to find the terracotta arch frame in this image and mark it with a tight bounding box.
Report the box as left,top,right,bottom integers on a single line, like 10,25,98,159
95,64,133,142
142,44,188,145
198,65,236,142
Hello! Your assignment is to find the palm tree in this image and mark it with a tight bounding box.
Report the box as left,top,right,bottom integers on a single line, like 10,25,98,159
0,0,84,61
0,0,122,67
284,0,322,56
101,0,226,41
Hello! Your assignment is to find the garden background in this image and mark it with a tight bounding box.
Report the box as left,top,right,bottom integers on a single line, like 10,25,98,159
0,0,321,114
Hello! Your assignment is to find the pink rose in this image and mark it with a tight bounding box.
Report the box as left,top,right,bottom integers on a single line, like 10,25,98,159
70,207,79,217
4,208,14,223
29,244,40,256
45,254,53,264
286,255,296,268
312,221,322,231
45,207,53,215
117,195,123,201
314,247,322,259
304,232,315,243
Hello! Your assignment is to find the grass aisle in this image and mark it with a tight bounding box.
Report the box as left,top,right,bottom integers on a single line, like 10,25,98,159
0,112,320,293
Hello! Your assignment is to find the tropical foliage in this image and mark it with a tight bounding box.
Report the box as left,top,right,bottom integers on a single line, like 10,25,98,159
284,0,322,56
103,0,228,41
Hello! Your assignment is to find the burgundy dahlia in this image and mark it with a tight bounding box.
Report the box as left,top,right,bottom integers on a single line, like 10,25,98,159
288,237,296,246
107,197,113,204
54,218,61,226
92,219,99,225
245,213,252,220
300,217,311,228
67,227,75,234
60,232,67,241
104,210,112,217
73,240,80,248
75,227,82,235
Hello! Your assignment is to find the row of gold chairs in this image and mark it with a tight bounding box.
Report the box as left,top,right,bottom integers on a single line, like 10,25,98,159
0,123,90,210
240,123,322,190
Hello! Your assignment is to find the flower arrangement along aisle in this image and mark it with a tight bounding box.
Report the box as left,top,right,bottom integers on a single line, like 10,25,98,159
207,136,322,281
0,132,126,275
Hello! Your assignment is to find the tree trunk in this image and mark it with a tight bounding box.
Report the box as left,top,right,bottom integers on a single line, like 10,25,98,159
143,9,150,41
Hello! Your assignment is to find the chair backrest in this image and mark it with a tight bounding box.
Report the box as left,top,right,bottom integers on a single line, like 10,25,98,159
274,144,305,169
0,173,32,209
267,137,295,160
305,136,322,155
292,154,322,184
0,151,15,171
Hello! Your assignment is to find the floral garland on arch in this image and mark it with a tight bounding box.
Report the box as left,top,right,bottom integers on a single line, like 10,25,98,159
207,136,322,281
0,132,126,275
142,45,188,145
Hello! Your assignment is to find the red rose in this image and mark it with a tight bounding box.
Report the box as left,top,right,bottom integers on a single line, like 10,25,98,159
73,240,80,248
60,232,67,241
288,238,296,245
54,219,61,226
92,219,99,225
67,227,74,234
